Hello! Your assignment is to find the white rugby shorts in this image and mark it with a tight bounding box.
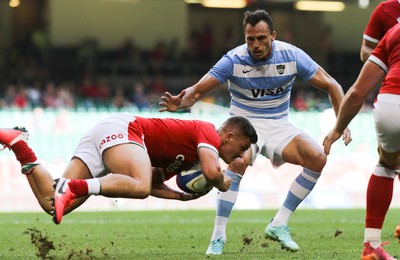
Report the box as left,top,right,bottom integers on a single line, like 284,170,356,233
249,116,304,168
73,113,140,177
373,94,400,153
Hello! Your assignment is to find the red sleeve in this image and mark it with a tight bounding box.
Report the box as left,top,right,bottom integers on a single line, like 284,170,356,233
364,0,400,43
370,24,400,95
371,34,389,68
364,3,385,43
195,122,220,155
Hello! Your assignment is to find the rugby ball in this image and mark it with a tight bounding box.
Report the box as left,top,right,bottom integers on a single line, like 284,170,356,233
176,163,208,194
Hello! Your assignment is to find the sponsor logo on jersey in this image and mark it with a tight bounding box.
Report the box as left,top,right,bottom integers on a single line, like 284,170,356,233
166,154,185,173
242,68,254,74
276,64,285,75
99,133,124,149
251,87,285,97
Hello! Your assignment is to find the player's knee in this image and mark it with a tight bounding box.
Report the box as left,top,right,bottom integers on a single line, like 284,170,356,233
316,153,327,171
306,151,326,172
134,185,151,199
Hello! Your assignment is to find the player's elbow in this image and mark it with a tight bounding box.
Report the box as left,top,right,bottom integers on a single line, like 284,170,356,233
360,45,372,63
360,55,367,63
360,50,368,63
348,87,367,102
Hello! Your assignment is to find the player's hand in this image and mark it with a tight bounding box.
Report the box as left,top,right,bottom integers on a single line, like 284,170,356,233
342,127,352,146
179,192,195,201
159,90,186,112
179,187,212,201
323,128,342,155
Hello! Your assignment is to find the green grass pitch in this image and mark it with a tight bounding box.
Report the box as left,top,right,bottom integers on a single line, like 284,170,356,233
0,209,398,259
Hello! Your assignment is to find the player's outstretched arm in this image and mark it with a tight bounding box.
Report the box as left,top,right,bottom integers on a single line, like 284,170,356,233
150,182,209,201
324,61,386,155
159,90,187,112
159,74,221,112
150,168,209,200
308,66,353,146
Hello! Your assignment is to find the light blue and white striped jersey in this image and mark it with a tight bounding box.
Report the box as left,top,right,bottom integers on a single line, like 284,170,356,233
208,40,318,119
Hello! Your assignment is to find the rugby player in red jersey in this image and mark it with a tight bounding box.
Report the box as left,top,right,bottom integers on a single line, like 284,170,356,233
325,23,400,260
360,0,400,62
0,113,257,224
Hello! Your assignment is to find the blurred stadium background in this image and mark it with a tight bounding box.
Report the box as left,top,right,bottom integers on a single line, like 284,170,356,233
1,0,399,212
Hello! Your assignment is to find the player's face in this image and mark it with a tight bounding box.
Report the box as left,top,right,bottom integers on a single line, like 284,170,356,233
245,21,276,60
219,135,251,164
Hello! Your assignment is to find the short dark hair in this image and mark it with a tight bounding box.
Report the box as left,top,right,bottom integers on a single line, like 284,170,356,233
223,116,258,144
243,9,274,33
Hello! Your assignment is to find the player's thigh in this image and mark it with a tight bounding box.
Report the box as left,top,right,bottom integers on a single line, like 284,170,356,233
62,157,92,179
102,143,152,182
282,133,326,171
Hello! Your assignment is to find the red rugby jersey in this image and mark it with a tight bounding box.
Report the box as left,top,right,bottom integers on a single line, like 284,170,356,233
128,116,220,179
363,0,400,44
370,23,400,95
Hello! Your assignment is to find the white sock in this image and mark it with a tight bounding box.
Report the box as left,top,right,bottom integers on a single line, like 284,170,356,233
211,221,228,241
86,178,101,195
270,169,320,226
210,170,242,242
364,228,381,248
270,206,292,226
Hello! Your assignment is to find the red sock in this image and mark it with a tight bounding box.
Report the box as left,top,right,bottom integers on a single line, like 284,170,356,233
68,179,89,197
365,174,394,228
11,141,37,165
